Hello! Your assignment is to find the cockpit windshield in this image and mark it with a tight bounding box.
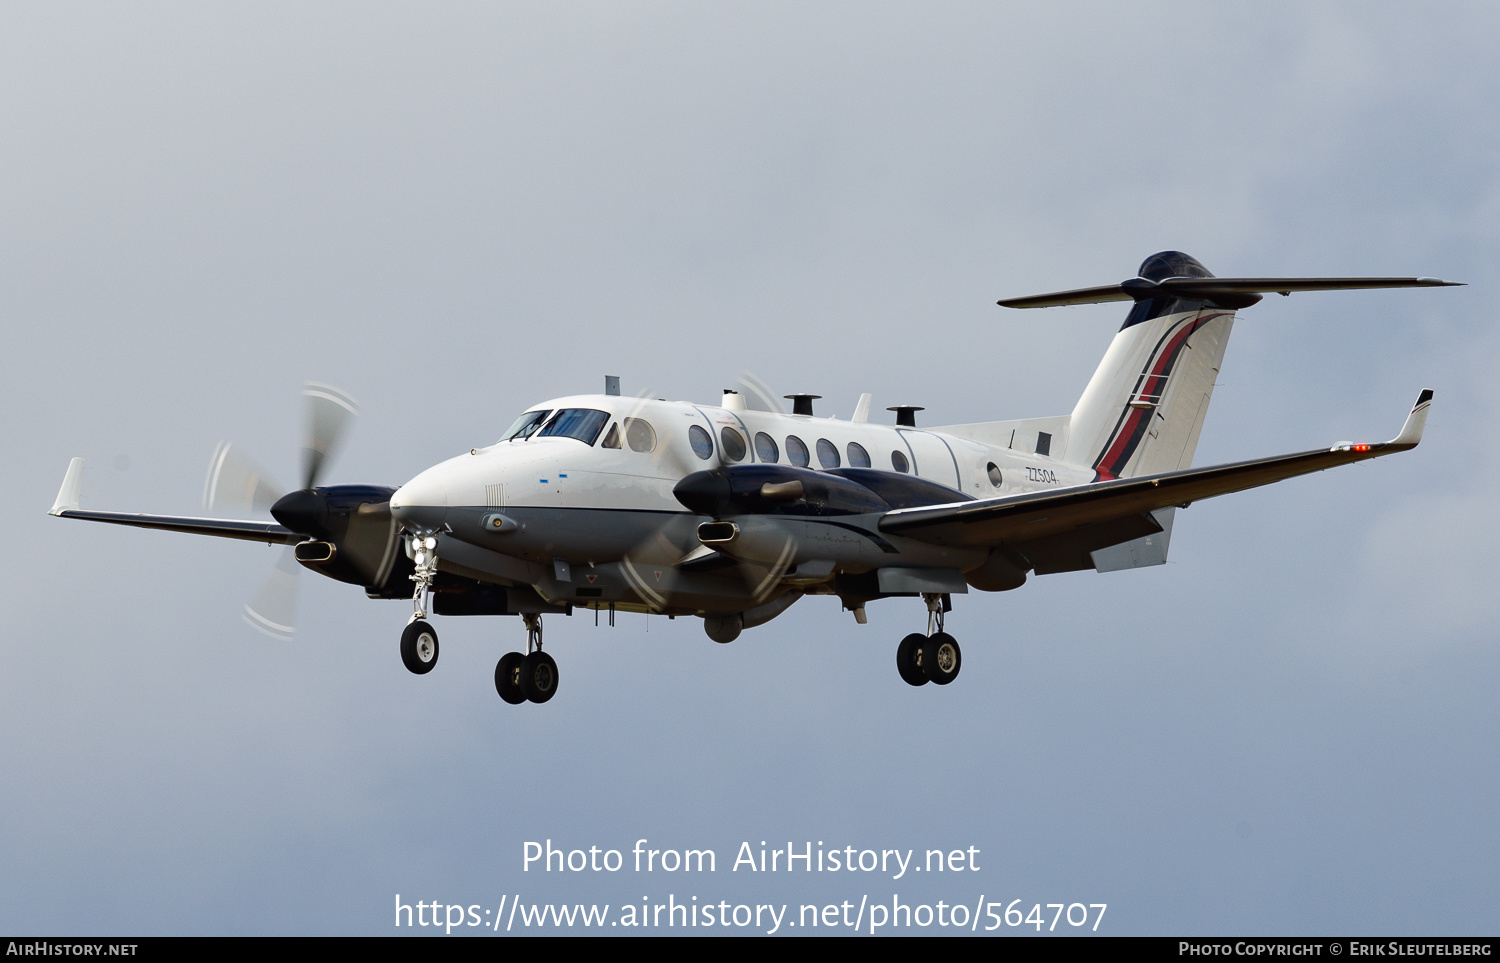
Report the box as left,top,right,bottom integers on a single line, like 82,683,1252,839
537,408,610,445
500,409,551,442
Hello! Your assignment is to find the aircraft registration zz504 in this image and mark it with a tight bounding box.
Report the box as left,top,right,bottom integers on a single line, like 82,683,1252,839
50,252,1456,704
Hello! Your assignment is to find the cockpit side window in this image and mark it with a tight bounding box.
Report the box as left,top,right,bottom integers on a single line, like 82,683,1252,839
538,408,611,445
601,423,622,449
501,409,551,442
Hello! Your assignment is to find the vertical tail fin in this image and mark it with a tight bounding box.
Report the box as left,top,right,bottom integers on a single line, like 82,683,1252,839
1066,251,1235,479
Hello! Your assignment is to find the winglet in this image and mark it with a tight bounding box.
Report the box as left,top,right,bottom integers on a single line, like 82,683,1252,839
1389,389,1434,448
49,458,85,515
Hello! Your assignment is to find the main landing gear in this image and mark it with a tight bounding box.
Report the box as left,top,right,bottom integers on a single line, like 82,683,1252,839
494,613,558,705
895,593,962,687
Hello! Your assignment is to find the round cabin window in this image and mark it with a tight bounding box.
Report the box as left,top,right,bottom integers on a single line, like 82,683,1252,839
689,424,714,460
720,427,747,462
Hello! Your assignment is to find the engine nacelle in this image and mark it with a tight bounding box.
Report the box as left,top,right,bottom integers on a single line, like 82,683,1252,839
272,485,411,593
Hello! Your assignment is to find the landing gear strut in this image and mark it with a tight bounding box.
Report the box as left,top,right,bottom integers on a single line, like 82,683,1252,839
895,593,961,687
401,533,441,675
494,613,560,704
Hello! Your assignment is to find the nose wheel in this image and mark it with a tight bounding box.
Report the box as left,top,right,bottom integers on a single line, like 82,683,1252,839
493,613,560,704
401,619,439,675
895,594,961,687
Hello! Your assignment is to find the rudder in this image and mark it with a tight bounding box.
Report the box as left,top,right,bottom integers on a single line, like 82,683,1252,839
1065,251,1235,480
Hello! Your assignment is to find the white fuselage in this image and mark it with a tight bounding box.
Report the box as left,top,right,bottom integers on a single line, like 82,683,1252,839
390,393,1092,526
385,393,1095,616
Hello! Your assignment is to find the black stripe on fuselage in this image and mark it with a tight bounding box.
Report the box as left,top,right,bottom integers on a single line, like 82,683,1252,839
451,504,900,554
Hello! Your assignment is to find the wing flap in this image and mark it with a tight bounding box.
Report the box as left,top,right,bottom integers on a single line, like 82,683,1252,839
1019,512,1165,574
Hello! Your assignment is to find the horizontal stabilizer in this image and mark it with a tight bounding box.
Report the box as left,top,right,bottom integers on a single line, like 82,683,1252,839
1000,276,1462,310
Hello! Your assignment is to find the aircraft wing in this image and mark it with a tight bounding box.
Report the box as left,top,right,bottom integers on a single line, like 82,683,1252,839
879,391,1431,560
48,457,303,544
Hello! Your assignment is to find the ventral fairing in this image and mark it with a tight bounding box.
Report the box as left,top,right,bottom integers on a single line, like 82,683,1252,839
50,252,1455,703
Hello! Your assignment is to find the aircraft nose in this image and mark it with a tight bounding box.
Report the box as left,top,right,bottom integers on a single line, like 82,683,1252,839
391,470,450,529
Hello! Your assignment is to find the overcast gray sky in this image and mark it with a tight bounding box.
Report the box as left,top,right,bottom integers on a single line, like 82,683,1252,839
3,2,1497,936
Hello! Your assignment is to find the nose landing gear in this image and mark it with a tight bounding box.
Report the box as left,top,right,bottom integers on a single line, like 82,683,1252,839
400,533,442,675
895,593,962,687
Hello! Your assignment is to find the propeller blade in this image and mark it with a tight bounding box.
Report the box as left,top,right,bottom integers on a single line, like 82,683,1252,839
616,388,799,614
736,372,784,413
301,383,358,490
619,524,689,612
620,555,674,612
624,391,704,480
736,531,797,604
621,520,797,615
243,546,300,641
203,442,285,513
341,499,401,586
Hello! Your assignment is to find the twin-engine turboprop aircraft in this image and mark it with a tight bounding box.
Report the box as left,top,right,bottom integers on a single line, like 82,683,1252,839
49,252,1455,704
